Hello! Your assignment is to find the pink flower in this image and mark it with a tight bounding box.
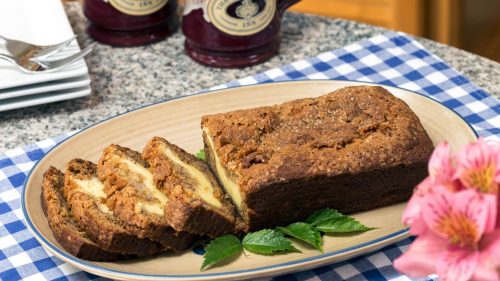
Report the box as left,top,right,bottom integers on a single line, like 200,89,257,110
395,186,499,281
455,139,500,194
402,143,457,234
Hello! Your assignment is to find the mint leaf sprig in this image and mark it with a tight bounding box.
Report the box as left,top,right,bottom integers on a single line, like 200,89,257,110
201,235,242,270
200,208,374,271
242,229,298,254
276,223,322,252
306,208,375,233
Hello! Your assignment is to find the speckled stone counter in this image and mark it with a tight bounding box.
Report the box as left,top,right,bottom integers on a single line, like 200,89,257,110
1,3,499,151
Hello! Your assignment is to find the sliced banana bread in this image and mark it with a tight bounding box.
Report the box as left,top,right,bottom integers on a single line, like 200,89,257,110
201,86,434,231
98,144,196,252
64,159,164,256
41,166,125,261
143,137,243,237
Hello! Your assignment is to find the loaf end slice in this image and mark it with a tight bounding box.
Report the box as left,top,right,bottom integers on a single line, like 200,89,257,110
64,159,164,256
98,144,197,251
41,166,125,261
143,137,243,237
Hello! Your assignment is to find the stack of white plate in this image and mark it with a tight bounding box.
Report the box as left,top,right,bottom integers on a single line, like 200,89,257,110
0,0,91,112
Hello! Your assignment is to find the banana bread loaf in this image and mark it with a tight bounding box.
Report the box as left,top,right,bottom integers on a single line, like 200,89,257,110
143,137,243,237
201,86,434,231
98,144,197,252
41,166,126,261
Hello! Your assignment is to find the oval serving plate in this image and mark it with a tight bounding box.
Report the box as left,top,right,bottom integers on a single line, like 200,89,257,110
23,80,477,281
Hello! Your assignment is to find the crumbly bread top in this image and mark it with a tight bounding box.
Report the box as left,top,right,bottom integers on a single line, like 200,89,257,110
202,86,434,192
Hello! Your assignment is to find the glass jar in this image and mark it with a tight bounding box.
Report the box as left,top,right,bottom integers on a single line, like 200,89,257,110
83,0,178,46
182,0,300,68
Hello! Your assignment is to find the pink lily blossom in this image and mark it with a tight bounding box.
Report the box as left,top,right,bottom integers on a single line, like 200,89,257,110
455,138,500,194
396,139,500,281
395,186,499,281
455,139,500,229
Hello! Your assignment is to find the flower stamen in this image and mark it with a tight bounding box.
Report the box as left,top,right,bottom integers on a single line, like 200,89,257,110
461,163,498,194
437,212,479,248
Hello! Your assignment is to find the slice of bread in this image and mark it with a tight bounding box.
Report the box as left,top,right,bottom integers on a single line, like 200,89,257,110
64,159,164,256
143,137,243,237
41,166,125,261
98,144,196,252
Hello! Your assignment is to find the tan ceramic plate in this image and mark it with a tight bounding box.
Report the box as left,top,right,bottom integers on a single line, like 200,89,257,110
23,80,477,281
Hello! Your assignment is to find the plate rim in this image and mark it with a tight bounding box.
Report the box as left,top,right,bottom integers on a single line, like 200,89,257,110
21,79,479,280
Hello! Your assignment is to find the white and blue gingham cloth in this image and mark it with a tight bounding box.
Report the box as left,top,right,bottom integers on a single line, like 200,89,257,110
1,31,499,281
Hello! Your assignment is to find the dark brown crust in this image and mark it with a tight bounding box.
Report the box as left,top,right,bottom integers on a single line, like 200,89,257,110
143,137,242,237
202,86,434,231
98,144,196,251
64,159,164,256
41,166,125,261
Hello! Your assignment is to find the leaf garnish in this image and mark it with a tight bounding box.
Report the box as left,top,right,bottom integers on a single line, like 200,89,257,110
306,208,345,226
314,217,374,233
242,229,298,255
201,235,242,271
195,149,206,161
277,222,323,251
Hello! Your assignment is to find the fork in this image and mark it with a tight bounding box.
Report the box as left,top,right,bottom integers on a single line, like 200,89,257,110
0,34,77,59
0,43,95,73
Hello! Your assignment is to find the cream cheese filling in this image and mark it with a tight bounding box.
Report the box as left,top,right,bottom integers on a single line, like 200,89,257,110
74,177,112,214
163,147,222,208
203,128,243,208
121,158,169,216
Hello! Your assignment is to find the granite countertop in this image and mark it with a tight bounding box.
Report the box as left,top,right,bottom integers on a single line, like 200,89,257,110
1,3,499,152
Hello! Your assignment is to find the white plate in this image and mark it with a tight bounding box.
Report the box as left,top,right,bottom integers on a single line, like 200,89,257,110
0,85,91,112
0,0,89,90
0,74,90,100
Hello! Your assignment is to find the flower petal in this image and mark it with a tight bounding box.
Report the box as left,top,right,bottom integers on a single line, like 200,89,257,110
481,193,498,233
403,178,434,235
429,142,454,183
394,231,445,277
472,230,500,281
437,246,479,281
423,187,492,246
454,138,500,193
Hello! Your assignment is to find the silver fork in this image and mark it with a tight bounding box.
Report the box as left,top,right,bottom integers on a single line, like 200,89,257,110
0,34,77,59
0,43,95,73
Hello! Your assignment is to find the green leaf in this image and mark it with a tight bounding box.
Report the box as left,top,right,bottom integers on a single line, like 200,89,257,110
201,235,242,271
306,208,345,226
314,217,374,233
196,149,206,161
242,229,298,255
277,222,323,251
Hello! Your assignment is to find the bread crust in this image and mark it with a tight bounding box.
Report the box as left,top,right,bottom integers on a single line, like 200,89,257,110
41,166,125,261
143,137,243,237
202,86,434,231
98,144,196,251
64,159,164,256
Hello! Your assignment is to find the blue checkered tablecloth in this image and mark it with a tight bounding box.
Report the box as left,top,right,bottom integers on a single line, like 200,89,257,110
1,31,499,281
